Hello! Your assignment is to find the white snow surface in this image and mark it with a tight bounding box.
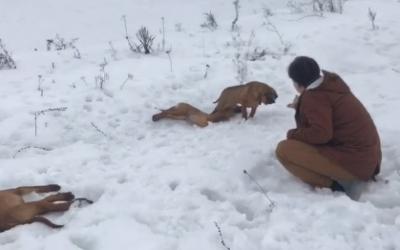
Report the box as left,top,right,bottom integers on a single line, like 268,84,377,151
1,0,400,249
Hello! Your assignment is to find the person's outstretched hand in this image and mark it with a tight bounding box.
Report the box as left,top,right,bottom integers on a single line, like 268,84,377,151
287,95,299,109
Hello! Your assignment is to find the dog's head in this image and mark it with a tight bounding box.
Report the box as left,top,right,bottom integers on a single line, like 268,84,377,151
261,88,278,105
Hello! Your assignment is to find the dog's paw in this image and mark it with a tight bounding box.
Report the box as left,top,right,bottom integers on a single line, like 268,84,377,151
47,184,61,191
152,114,161,121
62,192,75,201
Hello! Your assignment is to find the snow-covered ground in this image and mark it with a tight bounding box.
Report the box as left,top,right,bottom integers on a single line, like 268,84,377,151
1,0,400,249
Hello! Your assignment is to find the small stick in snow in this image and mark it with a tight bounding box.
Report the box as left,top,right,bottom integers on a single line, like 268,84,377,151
264,18,290,54
231,0,240,31
80,76,89,86
0,39,17,69
34,113,38,136
166,49,173,72
161,17,166,52
72,46,81,59
50,62,56,72
214,222,231,250
121,15,139,52
72,197,94,207
34,107,68,136
37,74,43,91
120,73,134,90
108,41,118,60
288,14,325,22
243,169,276,210
90,122,110,139
204,64,210,79
95,58,109,90
35,107,68,116
368,8,377,30
13,146,52,158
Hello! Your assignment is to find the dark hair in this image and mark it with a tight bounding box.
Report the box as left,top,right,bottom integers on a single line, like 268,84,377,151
288,56,321,87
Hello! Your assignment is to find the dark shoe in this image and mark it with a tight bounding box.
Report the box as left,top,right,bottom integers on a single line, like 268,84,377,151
337,180,367,201
330,180,345,192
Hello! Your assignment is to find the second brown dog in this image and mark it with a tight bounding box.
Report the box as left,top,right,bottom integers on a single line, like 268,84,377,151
212,81,278,119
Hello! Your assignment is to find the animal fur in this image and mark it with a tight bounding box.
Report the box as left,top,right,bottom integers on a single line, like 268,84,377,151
152,103,242,127
212,81,278,119
0,184,92,232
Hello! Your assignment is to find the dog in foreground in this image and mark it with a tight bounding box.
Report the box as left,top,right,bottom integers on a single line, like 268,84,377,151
0,184,92,232
152,81,277,127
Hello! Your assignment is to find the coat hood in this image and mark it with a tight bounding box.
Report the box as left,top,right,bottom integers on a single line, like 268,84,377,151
312,70,351,94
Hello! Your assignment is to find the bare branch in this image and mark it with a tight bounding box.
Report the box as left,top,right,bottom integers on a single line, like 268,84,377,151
214,222,231,250
201,11,218,31
120,73,134,90
161,17,166,51
0,39,17,70
33,107,68,136
166,49,173,72
204,64,210,79
243,169,276,211
264,17,291,54
231,0,240,31
136,27,155,54
90,122,111,139
368,8,377,30
13,146,52,158
122,15,141,53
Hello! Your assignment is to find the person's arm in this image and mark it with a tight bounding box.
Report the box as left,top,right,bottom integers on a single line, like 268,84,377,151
287,93,333,144
287,95,299,109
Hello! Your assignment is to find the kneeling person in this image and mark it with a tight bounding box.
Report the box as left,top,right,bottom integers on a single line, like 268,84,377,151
276,56,381,200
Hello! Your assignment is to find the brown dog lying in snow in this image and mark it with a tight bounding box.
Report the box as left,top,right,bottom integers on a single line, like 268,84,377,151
0,184,92,232
152,103,242,127
212,81,278,120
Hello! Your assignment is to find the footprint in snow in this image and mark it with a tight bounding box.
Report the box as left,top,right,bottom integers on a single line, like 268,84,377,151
232,201,255,221
200,188,226,202
169,181,180,191
70,234,97,250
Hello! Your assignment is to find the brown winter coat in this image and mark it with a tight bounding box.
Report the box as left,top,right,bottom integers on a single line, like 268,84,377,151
287,70,381,180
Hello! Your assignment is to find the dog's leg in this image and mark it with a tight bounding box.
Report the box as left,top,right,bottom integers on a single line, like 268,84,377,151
13,193,74,218
208,109,235,123
152,111,168,121
233,105,242,113
4,199,73,229
249,105,258,118
208,112,226,123
187,114,208,127
241,106,248,120
153,113,187,122
6,185,61,195
44,192,75,202
153,105,187,122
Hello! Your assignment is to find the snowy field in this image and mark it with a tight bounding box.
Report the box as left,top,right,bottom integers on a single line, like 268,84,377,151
1,0,400,249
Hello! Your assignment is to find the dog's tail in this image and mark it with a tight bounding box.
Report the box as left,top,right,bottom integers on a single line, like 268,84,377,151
31,216,64,228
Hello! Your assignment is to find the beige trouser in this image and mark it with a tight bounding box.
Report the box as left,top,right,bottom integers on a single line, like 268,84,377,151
275,140,357,188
